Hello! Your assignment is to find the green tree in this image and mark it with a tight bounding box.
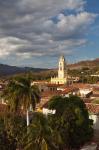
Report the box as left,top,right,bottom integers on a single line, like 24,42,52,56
23,112,61,150
0,130,17,150
2,76,40,126
47,96,93,149
0,116,17,150
5,114,27,149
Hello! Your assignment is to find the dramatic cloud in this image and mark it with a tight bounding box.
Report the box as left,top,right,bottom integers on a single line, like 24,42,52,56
0,0,98,67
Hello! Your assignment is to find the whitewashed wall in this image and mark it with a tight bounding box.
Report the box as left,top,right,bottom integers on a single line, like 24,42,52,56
89,114,99,130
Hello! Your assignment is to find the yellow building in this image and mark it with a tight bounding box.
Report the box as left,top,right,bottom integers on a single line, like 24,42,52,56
51,55,67,84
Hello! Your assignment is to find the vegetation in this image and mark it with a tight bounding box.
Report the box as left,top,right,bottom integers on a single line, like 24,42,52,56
0,117,17,150
23,112,61,150
0,112,61,150
68,67,99,84
0,76,94,149
4,114,27,148
2,76,40,126
47,96,93,149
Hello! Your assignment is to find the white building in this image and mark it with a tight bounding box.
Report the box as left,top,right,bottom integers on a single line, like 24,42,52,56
89,114,99,130
79,88,93,98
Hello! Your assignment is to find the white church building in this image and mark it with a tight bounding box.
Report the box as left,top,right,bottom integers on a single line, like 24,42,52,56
51,55,67,84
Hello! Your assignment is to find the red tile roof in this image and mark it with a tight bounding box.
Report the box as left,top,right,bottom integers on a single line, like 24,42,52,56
86,103,99,114
41,91,61,98
72,83,91,89
61,87,79,94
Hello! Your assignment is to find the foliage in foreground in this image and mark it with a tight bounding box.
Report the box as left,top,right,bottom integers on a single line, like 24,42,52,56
0,114,26,150
2,76,41,127
0,94,94,149
47,95,94,149
23,112,61,150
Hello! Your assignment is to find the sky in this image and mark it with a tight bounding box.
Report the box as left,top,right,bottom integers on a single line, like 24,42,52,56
0,0,99,68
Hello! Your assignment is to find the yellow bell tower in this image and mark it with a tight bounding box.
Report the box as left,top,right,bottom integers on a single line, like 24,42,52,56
58,55,66,78
51,55,67,84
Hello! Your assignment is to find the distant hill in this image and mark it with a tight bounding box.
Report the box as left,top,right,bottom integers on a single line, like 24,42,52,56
68,58,99,70
0,58,99,76
0,64,48,76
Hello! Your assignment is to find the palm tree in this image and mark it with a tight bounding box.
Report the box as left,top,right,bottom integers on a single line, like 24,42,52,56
2,76,40,126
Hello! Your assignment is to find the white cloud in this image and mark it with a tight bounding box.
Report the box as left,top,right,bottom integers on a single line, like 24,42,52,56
42,12,97,40
20,0,86,14
0,0,98,67
57,12,96,33
0,37,30,57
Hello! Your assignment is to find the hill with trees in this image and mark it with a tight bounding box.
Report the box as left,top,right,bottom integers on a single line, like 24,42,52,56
69,58,99,70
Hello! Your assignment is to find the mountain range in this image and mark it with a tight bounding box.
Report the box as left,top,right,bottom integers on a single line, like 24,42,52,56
0,64,48,76
0,58,99,76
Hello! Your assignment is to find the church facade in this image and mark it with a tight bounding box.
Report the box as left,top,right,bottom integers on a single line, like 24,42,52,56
51,55,67,84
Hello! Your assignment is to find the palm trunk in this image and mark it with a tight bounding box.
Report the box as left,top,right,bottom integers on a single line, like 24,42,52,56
26,109,30,126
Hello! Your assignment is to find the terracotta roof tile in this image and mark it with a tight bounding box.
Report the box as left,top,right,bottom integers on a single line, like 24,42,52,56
72,83,91,89
86,103,99,114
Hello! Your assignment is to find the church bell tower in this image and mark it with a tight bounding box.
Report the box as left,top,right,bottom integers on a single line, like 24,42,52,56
58,55,66,78
51,55,67,84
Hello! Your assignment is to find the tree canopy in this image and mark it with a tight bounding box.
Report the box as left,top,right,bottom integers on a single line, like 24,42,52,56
47,95,94,149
